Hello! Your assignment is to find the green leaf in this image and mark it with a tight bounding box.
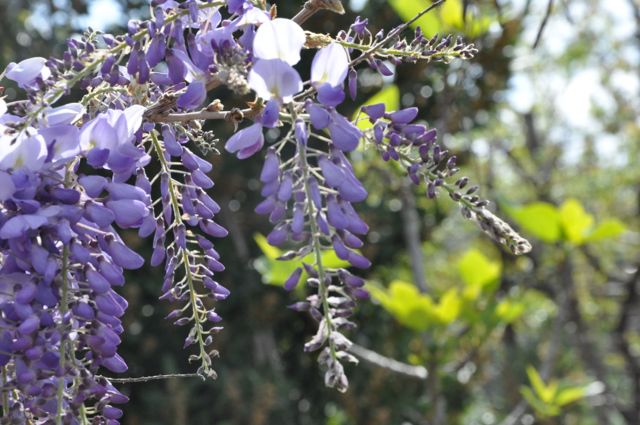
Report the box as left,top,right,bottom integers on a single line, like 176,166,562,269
584,219,626,242
526,366,556,404
440,0,464,28
370,280,436,331
555,386,587,407
458,249,501,299
353,85,400,130
520,387,560,417
254,233,281,260
388,0,492,38
253,234,349,286
559,199,594,245
388,0,442,37
509,202,561,243
495,299,525,323
433,288,461,324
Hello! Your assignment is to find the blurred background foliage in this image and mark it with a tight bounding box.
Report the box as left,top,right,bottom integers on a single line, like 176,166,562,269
2,0,639,424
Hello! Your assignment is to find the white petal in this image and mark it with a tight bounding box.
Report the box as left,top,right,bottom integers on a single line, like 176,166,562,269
248,59,303,102
0,131,47,171
44,103,85,126
236,7,270,27
311,43,349,87
4,57,49,86
0,99,6,117
253,18,306,65
123,105,146,136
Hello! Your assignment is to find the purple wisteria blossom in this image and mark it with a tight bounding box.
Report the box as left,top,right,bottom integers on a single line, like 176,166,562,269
0,0,495,421
311,43,350,106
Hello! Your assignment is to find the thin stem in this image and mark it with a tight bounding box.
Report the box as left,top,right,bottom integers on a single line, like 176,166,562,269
150,132,213,378
291,105,337,361
98,373,200,383
150,107,253,124
292,0,345,25
349,343,428,379
55,246,70,425
1,367,8,416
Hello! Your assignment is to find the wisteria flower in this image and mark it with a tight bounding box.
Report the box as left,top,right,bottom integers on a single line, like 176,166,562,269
248,59,303,103
3,57,51,89
225,122,264,159
253,18,306,65
0,129,47,171
311,43,350,106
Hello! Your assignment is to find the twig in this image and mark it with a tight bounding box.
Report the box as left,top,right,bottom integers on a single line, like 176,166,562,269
580,245,628,283
348,343,428,379
533,0,554,49
400,179,429,292
497,400,528,425
98,373,201,383
148,107,254,124
292,0,345,25
614,265,640,423
350,0,446,68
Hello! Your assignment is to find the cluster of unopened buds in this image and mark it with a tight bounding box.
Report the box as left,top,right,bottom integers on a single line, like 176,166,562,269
0,0,530,422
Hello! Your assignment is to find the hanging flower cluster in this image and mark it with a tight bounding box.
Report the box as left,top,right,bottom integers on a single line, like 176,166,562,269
0,0,530,422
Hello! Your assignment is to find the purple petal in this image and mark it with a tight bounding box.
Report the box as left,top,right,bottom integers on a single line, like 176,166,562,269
306,103,331,130
177,79,207,110
101,354,128,373
284,267,303,291
317,83,345,107
388,107,419,124
329,113,362,152
106,237,144,269
224,123,264,159
260,149,280,183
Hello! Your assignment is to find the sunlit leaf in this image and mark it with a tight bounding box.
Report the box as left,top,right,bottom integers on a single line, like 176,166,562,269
458,249,501,293
526,366,556,404
388,0,492,38
440,0,463,28
353,84,400,130
584,219,626,242
520,386,560,417
433,288,461,324
495,299,525,323
559,199,594,245
253,234,349,286
254,233,281,260
370,280,436,331
388,0,441,37
509,202,561,243
555,386,587,407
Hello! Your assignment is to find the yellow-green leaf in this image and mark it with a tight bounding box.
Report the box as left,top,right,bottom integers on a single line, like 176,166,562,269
509,202,561,243
253,234,349,286
388,0,492,38
495,299,525,323
388,0,442,37
584,219,626,243
559,199,594,245
433,288,461,324
526,366,556,404
555,386,586,407
458,249,501,289
254,233,281,260
353,85,400,130
520,386,560,417
370,280,436,331
440,0,464,28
